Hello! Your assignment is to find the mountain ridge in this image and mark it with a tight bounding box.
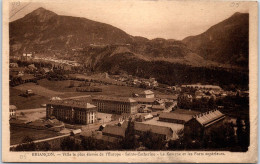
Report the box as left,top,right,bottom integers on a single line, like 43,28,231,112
10,7,248,69
183,12,249,67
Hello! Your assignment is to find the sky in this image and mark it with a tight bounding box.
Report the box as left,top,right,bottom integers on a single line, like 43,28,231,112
9,0,250,40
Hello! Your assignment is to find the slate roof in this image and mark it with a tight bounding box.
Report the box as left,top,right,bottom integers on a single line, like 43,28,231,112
102,125,125,137
140,90,154,95
156,95,178,100
151,105,165,110
49,100,96,110
172,109,201,116
92,96,136,103
194,110,225,127
10,105,17,110
133,98,156,103
134,122,173,138
159,112,193,122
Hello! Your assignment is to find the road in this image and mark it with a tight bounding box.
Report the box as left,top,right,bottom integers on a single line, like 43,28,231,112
16,108,46,113
10,133,70,147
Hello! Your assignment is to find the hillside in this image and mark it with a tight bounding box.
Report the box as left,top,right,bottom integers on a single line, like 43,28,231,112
10,7,134,54
183,12,249,67
10,7,209,67
9,8,249,87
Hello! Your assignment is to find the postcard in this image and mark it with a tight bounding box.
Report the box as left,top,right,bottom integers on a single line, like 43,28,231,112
2,0,258,162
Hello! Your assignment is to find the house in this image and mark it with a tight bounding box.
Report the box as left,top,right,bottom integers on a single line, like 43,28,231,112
132,79,141,86
42,67,50,74
22,53,33,60
156,95,178,101
151,105,165,111
21,74,36,83
28,64,37,70
10,67,26,77
26,89,34,95
134,122,173,140
50,97,62,101
99,124,107,131
137,105,152,113
139,90,154,98
148,77,159,87
10,63,18,68
159,112,193,124
101,125,126,142
154,99,164,106
135,113,153,122
45,118,65,132
9,105,17,119
184,109,225,139
181,84,222,92
111,113,131,122
71,129,82,135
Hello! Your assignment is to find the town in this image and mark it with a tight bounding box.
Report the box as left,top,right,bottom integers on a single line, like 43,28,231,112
9,53,249,151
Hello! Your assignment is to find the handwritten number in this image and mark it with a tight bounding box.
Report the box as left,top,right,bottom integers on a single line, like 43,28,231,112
11,1,20,11
230,2,239,8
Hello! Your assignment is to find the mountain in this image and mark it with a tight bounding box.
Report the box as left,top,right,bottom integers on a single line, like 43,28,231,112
10,7,134,54
9,8,249,87
10,7,207,67
183,12,249,67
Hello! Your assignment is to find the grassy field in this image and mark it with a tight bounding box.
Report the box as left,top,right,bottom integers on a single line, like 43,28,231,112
10,88,50,110
10,78,166,110
10,126,62,145
37,79,82,92
10,80,87,109
14,82,64,97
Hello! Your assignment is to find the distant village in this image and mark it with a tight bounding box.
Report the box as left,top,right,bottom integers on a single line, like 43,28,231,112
9,52,249,151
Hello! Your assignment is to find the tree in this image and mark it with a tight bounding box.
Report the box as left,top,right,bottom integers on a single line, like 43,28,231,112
121,118,138,149
15,136,36,151
208,97,216,109
60,137,80,151
139,130,166,150
39,142,51,151
236,117,243,145
81,136,97,150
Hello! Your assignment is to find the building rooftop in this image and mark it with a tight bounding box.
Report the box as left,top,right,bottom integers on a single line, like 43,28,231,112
193,109,225,127
133,97,156,103
181,84,222,90
122,120,178,140
10,105,17,111
102,125,125,137
92,96,136,103
172,109,201,116
152,105,165,110
48,100,96,109
101,135,120,143
134,122,173,138
140,90,154,95
159,112,193,122
156,94,178,100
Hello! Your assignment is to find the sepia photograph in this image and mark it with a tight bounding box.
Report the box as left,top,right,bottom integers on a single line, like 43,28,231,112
2,0,258,163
